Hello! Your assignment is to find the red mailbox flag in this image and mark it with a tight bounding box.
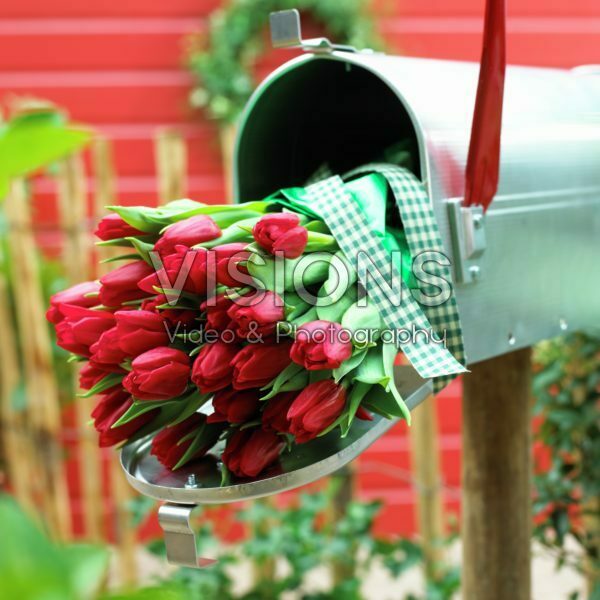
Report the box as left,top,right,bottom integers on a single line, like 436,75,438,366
464,0,506,212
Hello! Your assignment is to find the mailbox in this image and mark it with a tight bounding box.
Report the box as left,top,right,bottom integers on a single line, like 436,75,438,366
121,11,600,567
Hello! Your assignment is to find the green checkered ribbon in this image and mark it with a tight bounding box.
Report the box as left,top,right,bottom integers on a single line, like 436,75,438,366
305,172,467,389
344,163,467,391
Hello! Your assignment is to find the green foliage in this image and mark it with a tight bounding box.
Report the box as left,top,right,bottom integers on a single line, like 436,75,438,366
144,480,459,599
0,105,92,200
0,495,109,599
187,0,383,123
532,333,600,595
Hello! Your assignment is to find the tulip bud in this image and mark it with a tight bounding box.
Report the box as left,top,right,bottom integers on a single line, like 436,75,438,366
123,346,190,401
201,293,235,331
290,320,352,370
208,387,261,424
95,213,145,241
287,379,346,443
191,341,240,393
79,360,124,391
55,304,115,357
141,294,198,327
115,310,169,356
150,413,212,469
154,215,221,256
92,388,159,447
261,392,296,433
138,247,208,296
99,260,154,307
46,281,100,324
90,326,129,366
212,243,250,288
222,427,284,478
227,291,285,339
231,341,293,390
252,213,308,259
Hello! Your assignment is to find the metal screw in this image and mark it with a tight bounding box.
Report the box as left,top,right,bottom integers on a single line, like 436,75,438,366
472,214,483,229
185,474,198,489
559,318,568,331
508,333,516,346
469,265,481,281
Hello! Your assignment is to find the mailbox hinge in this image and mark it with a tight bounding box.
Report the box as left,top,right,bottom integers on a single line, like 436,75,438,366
158,503,216,569
447,199,487,285
270,9,358,54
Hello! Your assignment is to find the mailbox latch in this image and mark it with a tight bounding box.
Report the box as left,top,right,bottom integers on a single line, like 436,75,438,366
447,199,487,284
270,9,358,54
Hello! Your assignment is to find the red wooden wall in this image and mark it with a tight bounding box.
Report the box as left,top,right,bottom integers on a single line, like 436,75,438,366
1,0,599,536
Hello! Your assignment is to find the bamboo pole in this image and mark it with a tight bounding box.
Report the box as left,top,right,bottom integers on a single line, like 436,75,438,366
92,136,138,585
57,154,104,542
409,396,445,581
0,268,35,513
462,348,532,600
5,179,72,540
219,123,237,204
154,128,187,205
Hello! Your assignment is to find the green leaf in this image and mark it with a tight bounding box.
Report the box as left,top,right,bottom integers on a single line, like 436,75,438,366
341,300,383,338
342,382,372,436
0,109,92,201
352,345,389,387
260,361,303,399
127,236,156,266
172,420,223,470
77,373,123,398
169,391,212,426
113,398,171,427
333,348,368,383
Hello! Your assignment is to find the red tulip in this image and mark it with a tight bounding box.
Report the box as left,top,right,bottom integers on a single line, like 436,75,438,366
355,406,373,421
212,243,251,288
89,326,128,366
252,213,308,258
115,310,169,356
46,281,100,324
99,260,154,307
123,347,190,401
55,305,115,357
138,246,208,296
231,341,293,390
222,427,284,478
79,360,124,391
94,213,144,241
201,293,235,331
227,290,284,338
191,341,240,393
150,413,211,469
290,320,352,370
287,380,346,443
208,387,261,424
141,294,198,327
92,388,159,447
261,392,296,433
154,215,221,255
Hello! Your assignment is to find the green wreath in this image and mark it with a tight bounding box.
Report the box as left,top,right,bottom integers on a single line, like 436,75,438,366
187,0,383,124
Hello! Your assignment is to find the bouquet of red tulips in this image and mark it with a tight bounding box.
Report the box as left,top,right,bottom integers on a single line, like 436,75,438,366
48,172,433,481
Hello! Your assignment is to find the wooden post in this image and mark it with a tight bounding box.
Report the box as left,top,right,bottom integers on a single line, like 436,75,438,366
409,396,445,581
5,179,72,540
155,128,187,205
92,137,138,585
462,348,532,600
57,154,104,542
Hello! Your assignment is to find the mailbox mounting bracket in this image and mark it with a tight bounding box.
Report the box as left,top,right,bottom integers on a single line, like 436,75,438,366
158,503,215,568
270,9,358,54
447,199,487,285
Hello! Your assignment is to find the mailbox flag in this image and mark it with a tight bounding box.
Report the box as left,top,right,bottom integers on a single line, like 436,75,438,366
464,0,506,212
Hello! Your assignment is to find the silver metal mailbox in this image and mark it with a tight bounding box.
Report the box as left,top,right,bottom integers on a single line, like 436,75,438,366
121,14,600,567
234,53,600,364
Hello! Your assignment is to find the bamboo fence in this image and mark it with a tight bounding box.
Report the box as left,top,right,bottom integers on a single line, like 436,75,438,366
0,129,190,584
